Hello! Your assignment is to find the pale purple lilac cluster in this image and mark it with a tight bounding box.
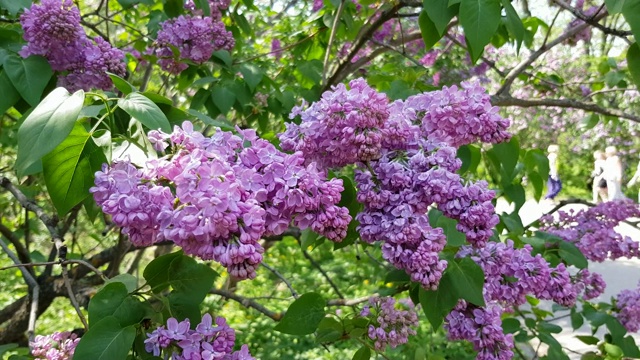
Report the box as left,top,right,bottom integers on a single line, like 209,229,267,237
153,14,234,74
144,314,254,359
615,283,640,332
574,269,606,301
279,78,390,170
91,121,350,279
445,301,514,360
539,200,640,262
185,0,231,20
566,6,599,46
31,331,79,360
458,240,577,307
19,0,126,91
359,296,419,351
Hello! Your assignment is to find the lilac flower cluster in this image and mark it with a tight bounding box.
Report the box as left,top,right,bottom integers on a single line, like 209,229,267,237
574,269,606,301
31,331,79,360
445,301,514,360
19,0,126,91
185,0,231,20
144,314,254,359
539,200,640,262
279,78,390,170
615,283,640,332
458,240,578,307
153,14,234,74
566,6,598,46
359,296,419,351
92,122,350,279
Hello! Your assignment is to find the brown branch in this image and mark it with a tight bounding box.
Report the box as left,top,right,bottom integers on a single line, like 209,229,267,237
322,0,347,87
0,222,31,266
301,249,345,299
490,95,640,123
209,288,282,321
261,262,298,298
551,0,632,38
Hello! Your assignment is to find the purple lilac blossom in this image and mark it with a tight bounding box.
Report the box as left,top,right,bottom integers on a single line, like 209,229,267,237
445,301,514,360
152,14,234,74
31,331,80,360
184,0,231,20
615,283,640,332
359,297,418,351
19,0,125,91
91,122,350,279
539,200,640,262
574,269,606,300
144,313,254,359
279,78,390,170
566,6,598,46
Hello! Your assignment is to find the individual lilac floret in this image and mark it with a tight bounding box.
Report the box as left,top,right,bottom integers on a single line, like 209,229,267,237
280,78,390,169
31,331,80,360
539,200,640,262
153,14,234,74
616,283,640,332
360,297,418,351
92,122,350,279
19,0,126,91
144,314,254,359
446,301,514,360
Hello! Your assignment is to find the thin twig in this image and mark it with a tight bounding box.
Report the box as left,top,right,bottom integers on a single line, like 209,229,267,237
322,0,347,87
209,288,282,321
0,238,39,347
261,262,298,298
301,249,344,299
0,260,107,280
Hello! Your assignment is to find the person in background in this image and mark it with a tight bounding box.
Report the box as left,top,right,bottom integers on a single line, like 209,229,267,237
592,150,608,203
545,144,562,200
604,146,625,201
627,160,640,203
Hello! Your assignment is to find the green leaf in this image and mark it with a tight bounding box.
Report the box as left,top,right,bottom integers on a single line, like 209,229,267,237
42,122,107,216
418,10,442,52
491,136,520,181
570,308,584,329
606,0,627,13
167,292,202,322
424,0,458,35
316,317,343,343
211,86,236,114
501,0,524,52
504,183,526,212
0,69,20,114
437,216,466,246
74,316,136,360
576,335,599,345
167,255,218,302
627,43,640,90
352,346,371,360
104,273,139,293
275,292,326,335
419,277,459,329
88,283,146,327
187,109,234,131
0,344,18,358
622,1,640,43
117,92,171,133
459,0,501,62
580,113,600,130
0,0,31,16
558,241,588,269
239,64,264,91
445,257,485,306
212,50,232,67
604,343,624,358
300,228,320,249
143,251,183,293
457,144,481,175
502,318,521,334
16,87,85,177
3,54,52,106
108,72,136,95
538,321,563,334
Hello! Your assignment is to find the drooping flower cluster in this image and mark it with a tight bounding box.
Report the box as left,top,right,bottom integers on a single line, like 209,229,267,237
359,297,419,351
144,314,254,359
279,78,390,169
445,301,514,360
153,14,234,74
574,269,606,301
19,0,126,91
615,283,640,332
458,240,578,307
185,0,231,20
91,122,350,279
539,199,640,262
31,331,80,360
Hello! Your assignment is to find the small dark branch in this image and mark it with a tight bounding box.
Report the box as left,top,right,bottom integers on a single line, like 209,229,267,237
301,249,345,299
552,0,632,38
0,260,107,280
127,249,146,274
209,288,282,321
0,237,39,346
491,95,640,123
322,0,347,87
0,222,32,266
61,263,88,330
327,294,374,306
105,233,131,277
236,29,325,64
263,227,301,241
139,63,153,92
370,40,423,67
261,262,298,298
495,11,608,96
444,34,506,77
79,20,109,41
